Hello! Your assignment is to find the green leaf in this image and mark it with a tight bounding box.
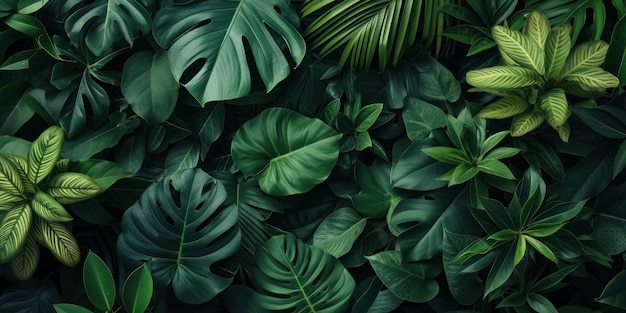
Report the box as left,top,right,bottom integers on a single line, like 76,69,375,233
32,217,80,267
492,26,545,74
597,270,626,309
153,0,305,104
3,155,35,195
479,96,529,119
527,293,558,313
313,207,367,258
84,251,116,311
0,189,25,210
559,144,614,201
47,172,101,204
65,0,151,56
0,155,25,196
31,191,73,222
511,111,545,137
524,235,558,263
355,103,383,132
524,223,563,237
366,251,440,303
590,215,626,255
606,15,626,88
442,231,483,305
544,25,571,78
9,235,39,280
484,244,516,297
117,169,239,304
0,48,39,70
3,13,45,37
252,235,355,312
0,81,37,136
391,139,453,191
449,163,480,186
0,203,32,263
513,236,526,266
232,108,341,196
560,40,609,76
68,159,130,192
523,11,550,48
481,131,511,156
53,303,94,313
27,126,64,184
17,0,50,14
422,146,470,165
488,229,518,241
402,98,446,141
477,159,516,180
561,67,620,94
466,66,542,90
164,138,200,176
121,51,178,124
540,88,569,128
191,104,225,159
62,121,125,161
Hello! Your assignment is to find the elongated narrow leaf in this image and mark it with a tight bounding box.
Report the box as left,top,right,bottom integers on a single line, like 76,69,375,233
479,96,529,119
84,251,115,311
0,203,32,263
153,0,306,104
252,235,355,312
524,235,558,263
9,235,39,280
31,191,73,222
606,15,626,88
527,293,558,313
32,217,80,267
17,0,50,14
511,111,545,137
477,159,516,180
122,264,153,313
313,207,367,258
5,155,36,194
65,0,151,56
366,251,440,303
466,66,542,90
46,173,101,204
492,26,545,74
560,40,609,76
231,108,341,196
540,88,569,128
117,169,239,304
561,67,620,94
0,155,24,196
27,126,64,184
523,11,550,48
485,245,516,296
597,270,626,309
53,304,93,313
0,190,24,210
544,25,571,78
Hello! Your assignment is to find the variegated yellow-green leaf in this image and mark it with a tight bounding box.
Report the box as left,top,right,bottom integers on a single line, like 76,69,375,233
55,159,69,173
561,67,620,93
556,122,570,142
5,155,36,195
27,126,64,184
32,217,80,267
467,66,542,90
511,111,545,137
468,88,527,98
0,203,33,263
500,50,519,66
9,236,39,280
539,88,569,128
0,155,24,197
479,96,529,119
492,26,545,75
544,25,571,79
560,41,609,76
31,191,73,223
523,11,550,48
46,173,101,204
0,190,25,211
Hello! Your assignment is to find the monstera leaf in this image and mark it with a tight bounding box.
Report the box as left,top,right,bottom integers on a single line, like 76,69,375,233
251,235,355,312
152,0,306,104
117,169,241,304
65,0,151,56
231,108,341,196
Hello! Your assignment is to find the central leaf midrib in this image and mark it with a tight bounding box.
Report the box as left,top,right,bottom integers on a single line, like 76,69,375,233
207,0,247,78
279,250,317,312
176,195,191,265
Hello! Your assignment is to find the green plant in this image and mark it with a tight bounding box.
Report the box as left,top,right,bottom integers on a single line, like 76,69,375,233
466,10,619,140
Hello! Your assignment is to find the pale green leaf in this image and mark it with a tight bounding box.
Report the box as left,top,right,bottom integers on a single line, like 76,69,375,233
513,236,526,266
31,191,73,223
511,111,545,137
561,67,620,94
448,163,480,186
0,203,32,263
466,66,542,90
5,155,36,195
0,155,24,197
492,26,545,74
556,122,571,142
32,217,80,267
479,96,529,119
544,25,571,79
561,40,609,76
46,173,101,204
27,126,64,184
523,11,550,48
539,88,569,128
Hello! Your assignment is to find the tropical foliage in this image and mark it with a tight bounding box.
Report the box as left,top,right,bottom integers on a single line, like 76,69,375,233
0,0,625,312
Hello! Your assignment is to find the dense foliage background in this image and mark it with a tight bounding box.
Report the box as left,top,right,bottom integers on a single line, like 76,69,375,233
0,0,626,312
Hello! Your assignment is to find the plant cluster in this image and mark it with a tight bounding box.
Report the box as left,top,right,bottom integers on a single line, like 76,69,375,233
0,0,626,313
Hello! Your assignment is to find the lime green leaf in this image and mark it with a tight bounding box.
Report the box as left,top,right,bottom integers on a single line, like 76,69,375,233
524,235,558,263
46,172,101,204
31,191,73,223
605,15,626,88
53,303,94,313
523,11,550,48
0,203,32,263
355,131,372,151
492,26,545,74
0,190,24,210
252,235,355,312
597,270,626,309
561,40,609,76
153,0,306,104
121,51,179,125
479,96,529,119
561,67,620,93
0,155,24,196
539,88,569,128
84,251,115,311
231,108,341,196
524,223,563,237
65,0,151,57
511,111,545,137
366,251,440,303
5,155,35,195
448,163,480,186
9,235,39,280
488,229,518,241
544,25,571,78
313,207,367,258
32,217,80,267
466,66,542,90
484,147,522,160
27,126,64,184
556,121,570,142
122,264,153,313
514,236,526,266
477,159,516,180
481,131,511,156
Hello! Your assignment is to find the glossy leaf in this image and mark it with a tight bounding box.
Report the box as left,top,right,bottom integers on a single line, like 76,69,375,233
83,251,115,311
153,0,305,104
5,155,36,195
561,67,620,93
27,126,64,184
252,235,355,312
32,217,80,267
122,264,153,313
523,11,550,47
53,304,93,313
313,207,367,258
0,81,37,136
0,202,32,263
231,108,341,196
402,98,446,141
68,159,130,191
117,169,239,304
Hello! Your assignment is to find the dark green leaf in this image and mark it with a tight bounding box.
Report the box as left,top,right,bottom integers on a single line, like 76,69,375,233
402,98,446,141
606,15,626,88
83,251,115,311
61,121,125,161
559,143,615,201
596,270,626,309
527,293,558,313
443,230,483,305
191,104,225,159
53,304,93,313
313,207,366,258
164,138,200,176
121,263,153,313
484,244,515,297
0,81,37,136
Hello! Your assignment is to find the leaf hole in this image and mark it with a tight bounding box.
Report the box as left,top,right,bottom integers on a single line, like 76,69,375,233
180,58,206,85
